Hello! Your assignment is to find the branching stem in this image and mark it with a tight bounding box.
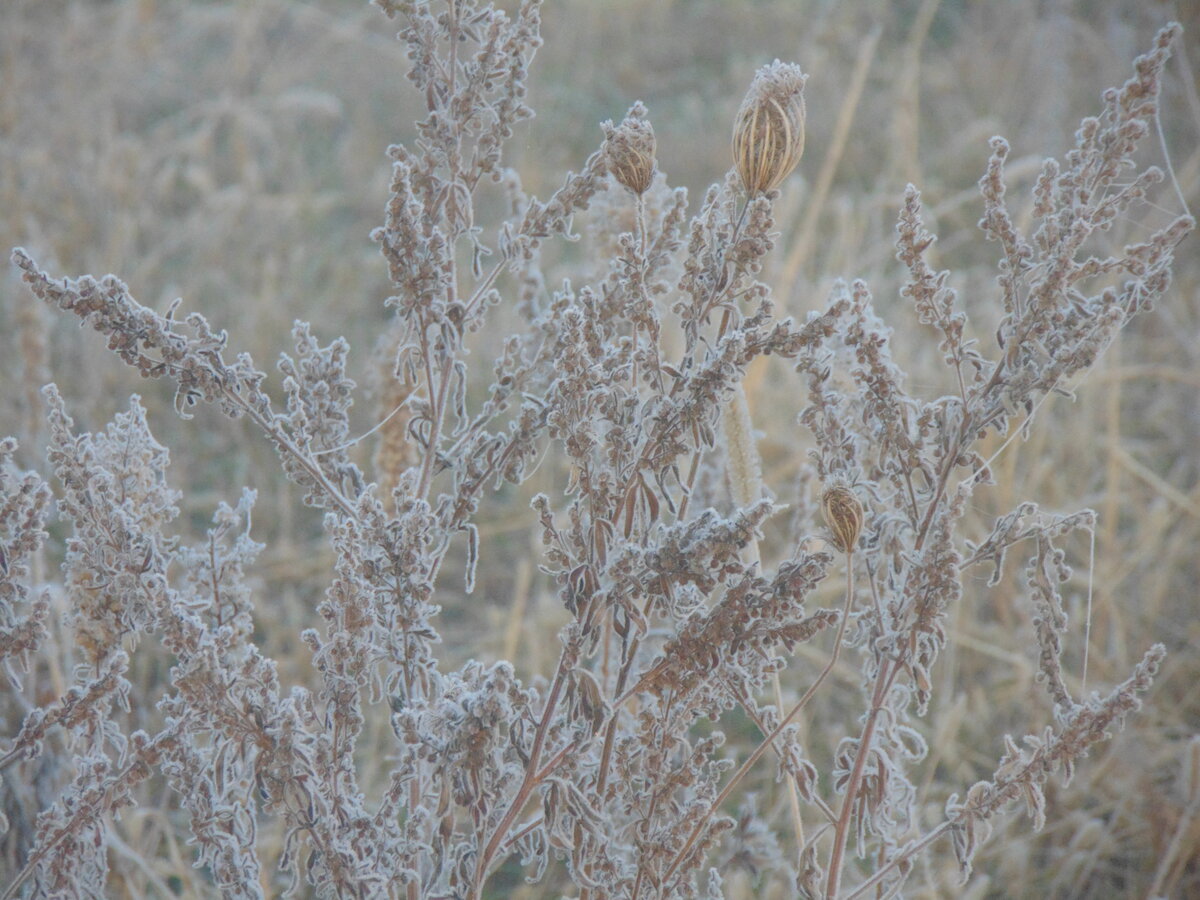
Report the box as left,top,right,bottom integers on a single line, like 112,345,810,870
661,551,857,889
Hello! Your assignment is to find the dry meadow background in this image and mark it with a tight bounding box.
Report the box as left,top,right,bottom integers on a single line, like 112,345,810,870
1,0,1198,897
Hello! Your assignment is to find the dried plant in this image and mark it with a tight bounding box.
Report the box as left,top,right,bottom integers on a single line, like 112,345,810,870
732,61,807,197
819,485,863,556
603,103,657,198
1,3,1193,899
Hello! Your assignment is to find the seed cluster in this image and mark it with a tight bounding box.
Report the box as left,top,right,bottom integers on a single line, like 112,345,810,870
602,101,657,196
821,483,864,554
732,60,807,195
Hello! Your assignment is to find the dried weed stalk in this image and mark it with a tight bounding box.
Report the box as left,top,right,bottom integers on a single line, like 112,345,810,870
2,4,1192,898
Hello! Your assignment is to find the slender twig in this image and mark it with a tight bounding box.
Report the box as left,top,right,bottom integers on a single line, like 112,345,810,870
824,654,900,898
841,822,954,900
470,649,572,897
661,553,857,888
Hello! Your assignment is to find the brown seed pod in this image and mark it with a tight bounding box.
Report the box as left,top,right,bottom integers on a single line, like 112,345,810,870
821,483,864,554
732,60,807,195
602,102,657,196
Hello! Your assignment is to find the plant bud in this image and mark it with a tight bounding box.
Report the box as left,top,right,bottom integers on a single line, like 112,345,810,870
602,102,657,196
821,483,863,554
732,60,807,195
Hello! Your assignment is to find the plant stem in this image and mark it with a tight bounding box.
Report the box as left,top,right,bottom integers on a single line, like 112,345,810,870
660,553,856,889
470,648,571,897
842,822,954,900
823,653,899,898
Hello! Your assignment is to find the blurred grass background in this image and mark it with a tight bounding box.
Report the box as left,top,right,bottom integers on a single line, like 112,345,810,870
1,0,1198,896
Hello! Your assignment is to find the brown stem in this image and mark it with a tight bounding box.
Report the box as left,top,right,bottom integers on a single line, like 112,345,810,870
823,655,899,899
580,637,640,900
634,194,667,396
629,691,677,900
226,390,358,520
741,695,837,824
498,815,544,859
415,351,455,501
470,650,571,897
661,554,857,889
842,822,953,900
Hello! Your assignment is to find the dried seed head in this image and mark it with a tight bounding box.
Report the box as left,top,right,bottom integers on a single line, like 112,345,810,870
732,61,807,195
602,102,657,196
821,483,863,554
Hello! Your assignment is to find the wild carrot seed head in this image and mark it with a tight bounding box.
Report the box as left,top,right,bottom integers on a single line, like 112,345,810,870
602,102,657,196
733,60,807,195
821,483,863,554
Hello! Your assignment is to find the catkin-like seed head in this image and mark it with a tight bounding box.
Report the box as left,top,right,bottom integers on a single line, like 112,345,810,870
821,483,863,554
602,102,657,196
733,61,807,195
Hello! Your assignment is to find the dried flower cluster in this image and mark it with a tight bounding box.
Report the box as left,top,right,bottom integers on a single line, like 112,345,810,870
603,102,657,197
1,4,1191,899
732,60,807,196
820,484,863,555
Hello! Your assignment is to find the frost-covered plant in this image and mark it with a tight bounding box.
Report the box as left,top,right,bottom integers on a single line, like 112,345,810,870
2,3,1192,898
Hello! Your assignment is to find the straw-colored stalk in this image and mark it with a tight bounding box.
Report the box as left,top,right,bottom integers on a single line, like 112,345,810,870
721,384,809,853
373,347,418,513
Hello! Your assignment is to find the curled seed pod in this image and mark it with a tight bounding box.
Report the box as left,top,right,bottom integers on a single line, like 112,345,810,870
732,60,807,195
602,102,657,196
821,483,863,554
